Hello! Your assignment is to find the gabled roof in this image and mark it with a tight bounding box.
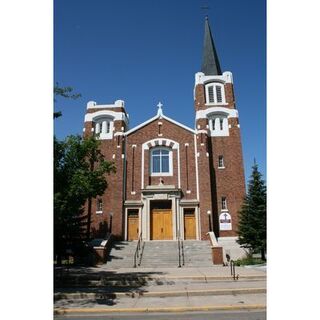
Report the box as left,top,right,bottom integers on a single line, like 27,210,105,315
125,106,195,135
201,17,222,76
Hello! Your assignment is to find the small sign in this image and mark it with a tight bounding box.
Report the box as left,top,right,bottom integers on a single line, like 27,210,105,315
154,193,167,200
219,212,232,231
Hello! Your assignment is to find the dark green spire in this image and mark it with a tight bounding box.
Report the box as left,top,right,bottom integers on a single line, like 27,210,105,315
201,17,222,75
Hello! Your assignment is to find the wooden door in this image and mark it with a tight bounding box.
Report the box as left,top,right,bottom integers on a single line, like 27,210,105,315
184,209,196,240
127,210,139,240
162,210,173,240
151,209,172,240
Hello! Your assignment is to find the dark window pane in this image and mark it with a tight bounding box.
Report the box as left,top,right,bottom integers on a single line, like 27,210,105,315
216,86,222,102
152,156,160,172
161,155,169,172
208,86,214,102
161,149,169,155
153,149,160,155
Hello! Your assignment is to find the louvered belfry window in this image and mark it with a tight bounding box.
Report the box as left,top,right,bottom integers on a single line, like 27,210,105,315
206,83,224,104
216,86,222,102
208,86,215,103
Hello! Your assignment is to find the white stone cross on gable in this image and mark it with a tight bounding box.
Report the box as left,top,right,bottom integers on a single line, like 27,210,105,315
157,101,163,116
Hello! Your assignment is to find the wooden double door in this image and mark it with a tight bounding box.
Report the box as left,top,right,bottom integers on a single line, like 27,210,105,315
150,209,173,240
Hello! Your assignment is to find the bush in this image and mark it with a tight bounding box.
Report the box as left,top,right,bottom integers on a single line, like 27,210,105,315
234,255,265,266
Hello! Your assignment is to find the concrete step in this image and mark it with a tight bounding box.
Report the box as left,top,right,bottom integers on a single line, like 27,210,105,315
138,240,214,268
104,241,137,268
139,241,179,268
55,287,266,301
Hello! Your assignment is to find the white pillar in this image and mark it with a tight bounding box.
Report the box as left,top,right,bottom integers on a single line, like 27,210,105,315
95,122,100,134
223,117,228,131
102,121,107,134
215,118,220,131
142,197,148,241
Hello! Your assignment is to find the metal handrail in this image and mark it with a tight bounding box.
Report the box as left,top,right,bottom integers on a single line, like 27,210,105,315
181,238,185,266
178,238,181,267
138,241,145,266
177,237,185,268
230,260,239,280
133,232,143,268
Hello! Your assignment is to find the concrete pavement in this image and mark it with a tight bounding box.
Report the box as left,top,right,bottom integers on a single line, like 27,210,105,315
54,265,266,315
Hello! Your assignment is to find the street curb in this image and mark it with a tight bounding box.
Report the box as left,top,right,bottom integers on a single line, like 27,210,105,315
55,274,266,285
54,304,266,314
55,287,266,300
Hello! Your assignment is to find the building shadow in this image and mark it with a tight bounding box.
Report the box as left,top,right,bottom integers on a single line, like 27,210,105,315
54,268,166,313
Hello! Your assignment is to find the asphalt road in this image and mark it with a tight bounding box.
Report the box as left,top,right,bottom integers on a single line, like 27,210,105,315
54,309,266,320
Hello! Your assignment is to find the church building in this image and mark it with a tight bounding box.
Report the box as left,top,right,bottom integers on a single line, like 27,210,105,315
83,18,246,257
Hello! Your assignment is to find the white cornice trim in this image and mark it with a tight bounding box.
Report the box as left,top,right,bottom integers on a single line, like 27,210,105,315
85,110,129,124
126,114,159,135
162,114,195,134
87,99,125,109
126,113,195,135
195,71,233,85
196,107,238,120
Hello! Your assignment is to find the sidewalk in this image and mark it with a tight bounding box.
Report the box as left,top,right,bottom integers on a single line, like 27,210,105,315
54,265,266,314
55,265,266,279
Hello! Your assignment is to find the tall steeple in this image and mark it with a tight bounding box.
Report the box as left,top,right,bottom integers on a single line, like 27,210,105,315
201,17,222,76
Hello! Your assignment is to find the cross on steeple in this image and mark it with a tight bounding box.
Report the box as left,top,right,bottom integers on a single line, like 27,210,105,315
157,101,163,116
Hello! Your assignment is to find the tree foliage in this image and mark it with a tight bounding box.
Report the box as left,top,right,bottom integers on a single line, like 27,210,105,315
54,135,115,263
237,161,267,260
54,83,81,118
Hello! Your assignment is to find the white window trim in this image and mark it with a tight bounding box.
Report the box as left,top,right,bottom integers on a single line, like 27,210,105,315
96,198,103,214
221,197,227,210
209,115,229,137
93,116,114,140
205,82,226,105
150,147,173,176
218,156,225,169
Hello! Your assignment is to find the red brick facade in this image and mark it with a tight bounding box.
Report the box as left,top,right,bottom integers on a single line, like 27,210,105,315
82,73,246,241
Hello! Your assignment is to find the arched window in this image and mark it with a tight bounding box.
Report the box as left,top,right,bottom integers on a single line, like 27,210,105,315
205,83,225,104
208,113,229,137
150,147,173,176
93,117,113,139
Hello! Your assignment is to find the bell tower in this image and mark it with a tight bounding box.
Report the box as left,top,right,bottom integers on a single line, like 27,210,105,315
194,17,246,240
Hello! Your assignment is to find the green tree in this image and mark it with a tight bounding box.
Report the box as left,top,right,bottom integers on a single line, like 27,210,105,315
54,135,115,264
54,83,81,118
237,161,267,260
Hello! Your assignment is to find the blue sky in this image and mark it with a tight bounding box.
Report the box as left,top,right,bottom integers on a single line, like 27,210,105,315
54,0,266,183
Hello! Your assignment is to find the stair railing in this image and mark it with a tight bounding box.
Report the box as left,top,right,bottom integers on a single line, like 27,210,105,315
178,238,181,267
133,232,143,268
177,236,185,268
230,260,239,280
181,238,185,266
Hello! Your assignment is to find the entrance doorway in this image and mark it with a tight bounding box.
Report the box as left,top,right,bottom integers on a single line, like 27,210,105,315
150,200,173,240
127,209,139,240
184,208,196,240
